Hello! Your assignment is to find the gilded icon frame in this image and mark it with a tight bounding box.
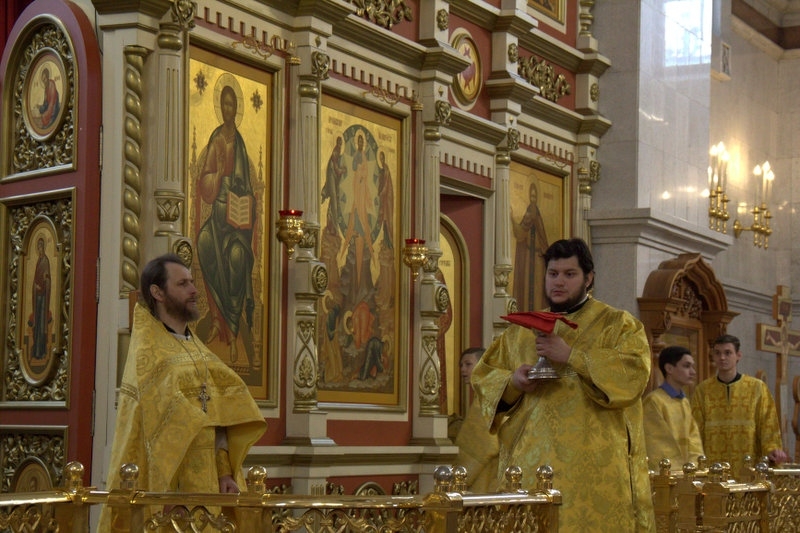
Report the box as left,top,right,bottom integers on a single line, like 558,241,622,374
186,46,275,405
0,425,66,492
19,220,61,386
11,456,53,491
508,161,566,313
528,0,566,25
0,191,73,406
22,48,69,141
317,93,404,409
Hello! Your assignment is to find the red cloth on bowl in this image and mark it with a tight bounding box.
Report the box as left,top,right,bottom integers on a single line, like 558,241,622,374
500,311,579,333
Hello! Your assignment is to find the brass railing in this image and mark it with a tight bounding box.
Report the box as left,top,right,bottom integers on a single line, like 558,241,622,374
651,457,800,533
1,462,562,532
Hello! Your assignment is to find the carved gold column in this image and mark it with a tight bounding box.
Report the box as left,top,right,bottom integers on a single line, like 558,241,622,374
121,45,149,294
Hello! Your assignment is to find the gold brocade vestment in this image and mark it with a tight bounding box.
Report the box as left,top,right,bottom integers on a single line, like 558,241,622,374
691,374,784,475
472,298,655,532
99,303,266,531
642,387,704,471
454,400,500,493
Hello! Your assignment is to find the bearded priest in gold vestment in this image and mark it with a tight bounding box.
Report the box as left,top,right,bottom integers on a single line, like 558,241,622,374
99,254,267,531
472,239,655,532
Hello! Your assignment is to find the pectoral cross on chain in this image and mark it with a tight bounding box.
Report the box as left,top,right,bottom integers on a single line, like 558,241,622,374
198,383,210,413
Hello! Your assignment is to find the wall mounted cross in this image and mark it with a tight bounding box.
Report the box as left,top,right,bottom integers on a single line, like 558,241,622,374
756,285,800,442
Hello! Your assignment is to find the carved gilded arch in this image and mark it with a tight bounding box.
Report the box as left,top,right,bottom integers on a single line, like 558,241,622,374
638,253,738,390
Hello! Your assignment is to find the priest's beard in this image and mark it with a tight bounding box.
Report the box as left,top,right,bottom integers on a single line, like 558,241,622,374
163,292,199,323
547,289,589,314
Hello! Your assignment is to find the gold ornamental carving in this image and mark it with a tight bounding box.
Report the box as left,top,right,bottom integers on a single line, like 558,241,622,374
589,159,600,182
311,51,330,81
3,196,73,403
364,85,400,106
349,0,413,29
311,264,329,294
508,43,519,63
11,22,75,175
299,226,317,251
435,285,450,314
418,334,440,415
590,82,599,102
170,0,196,30
671,277,703,319
434,100,451,126
507,298,519,314
293,320,318,410
494,266,510,289
507,128,520,152
0,431,65,492
422,253,438,274
231,35,296,61
154,193,183,223
436,9,448,31
518,55,571,103
173,239,194,268
148,508,234,530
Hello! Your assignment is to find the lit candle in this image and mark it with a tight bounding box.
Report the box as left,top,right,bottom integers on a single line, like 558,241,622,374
763,164,774,207
709,145,718,191
753,165,762,206
405,238,425,246
761,161,772,205
720,150,729,191
279,209,303,218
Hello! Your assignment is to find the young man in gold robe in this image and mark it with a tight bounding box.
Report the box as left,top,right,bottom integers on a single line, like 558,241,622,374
471,238,655,532
643,345,704,471
99,254,267,530
691,334,787,476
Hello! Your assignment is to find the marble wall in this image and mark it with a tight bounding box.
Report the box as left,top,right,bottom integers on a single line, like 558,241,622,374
590,0,723,312
590,0,800,454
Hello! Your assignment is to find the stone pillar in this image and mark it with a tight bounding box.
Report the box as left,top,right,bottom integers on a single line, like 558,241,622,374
411,40,452,442
492,147,515,339
151,21,187,246
284,41,333,446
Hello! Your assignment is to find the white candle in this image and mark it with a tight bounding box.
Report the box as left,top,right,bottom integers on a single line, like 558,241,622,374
753,164,762,206
720,151,729,191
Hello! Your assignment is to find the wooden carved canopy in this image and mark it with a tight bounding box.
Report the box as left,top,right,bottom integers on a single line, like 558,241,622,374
638,253,739,390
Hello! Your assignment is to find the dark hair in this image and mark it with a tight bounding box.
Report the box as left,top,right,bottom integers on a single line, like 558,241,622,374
139,253,187,315
461,347,485,361
543,238,595,289
713,334,740,352
658,345,691,377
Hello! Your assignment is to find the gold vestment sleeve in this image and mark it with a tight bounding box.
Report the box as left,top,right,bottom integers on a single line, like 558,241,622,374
216,448,233,478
